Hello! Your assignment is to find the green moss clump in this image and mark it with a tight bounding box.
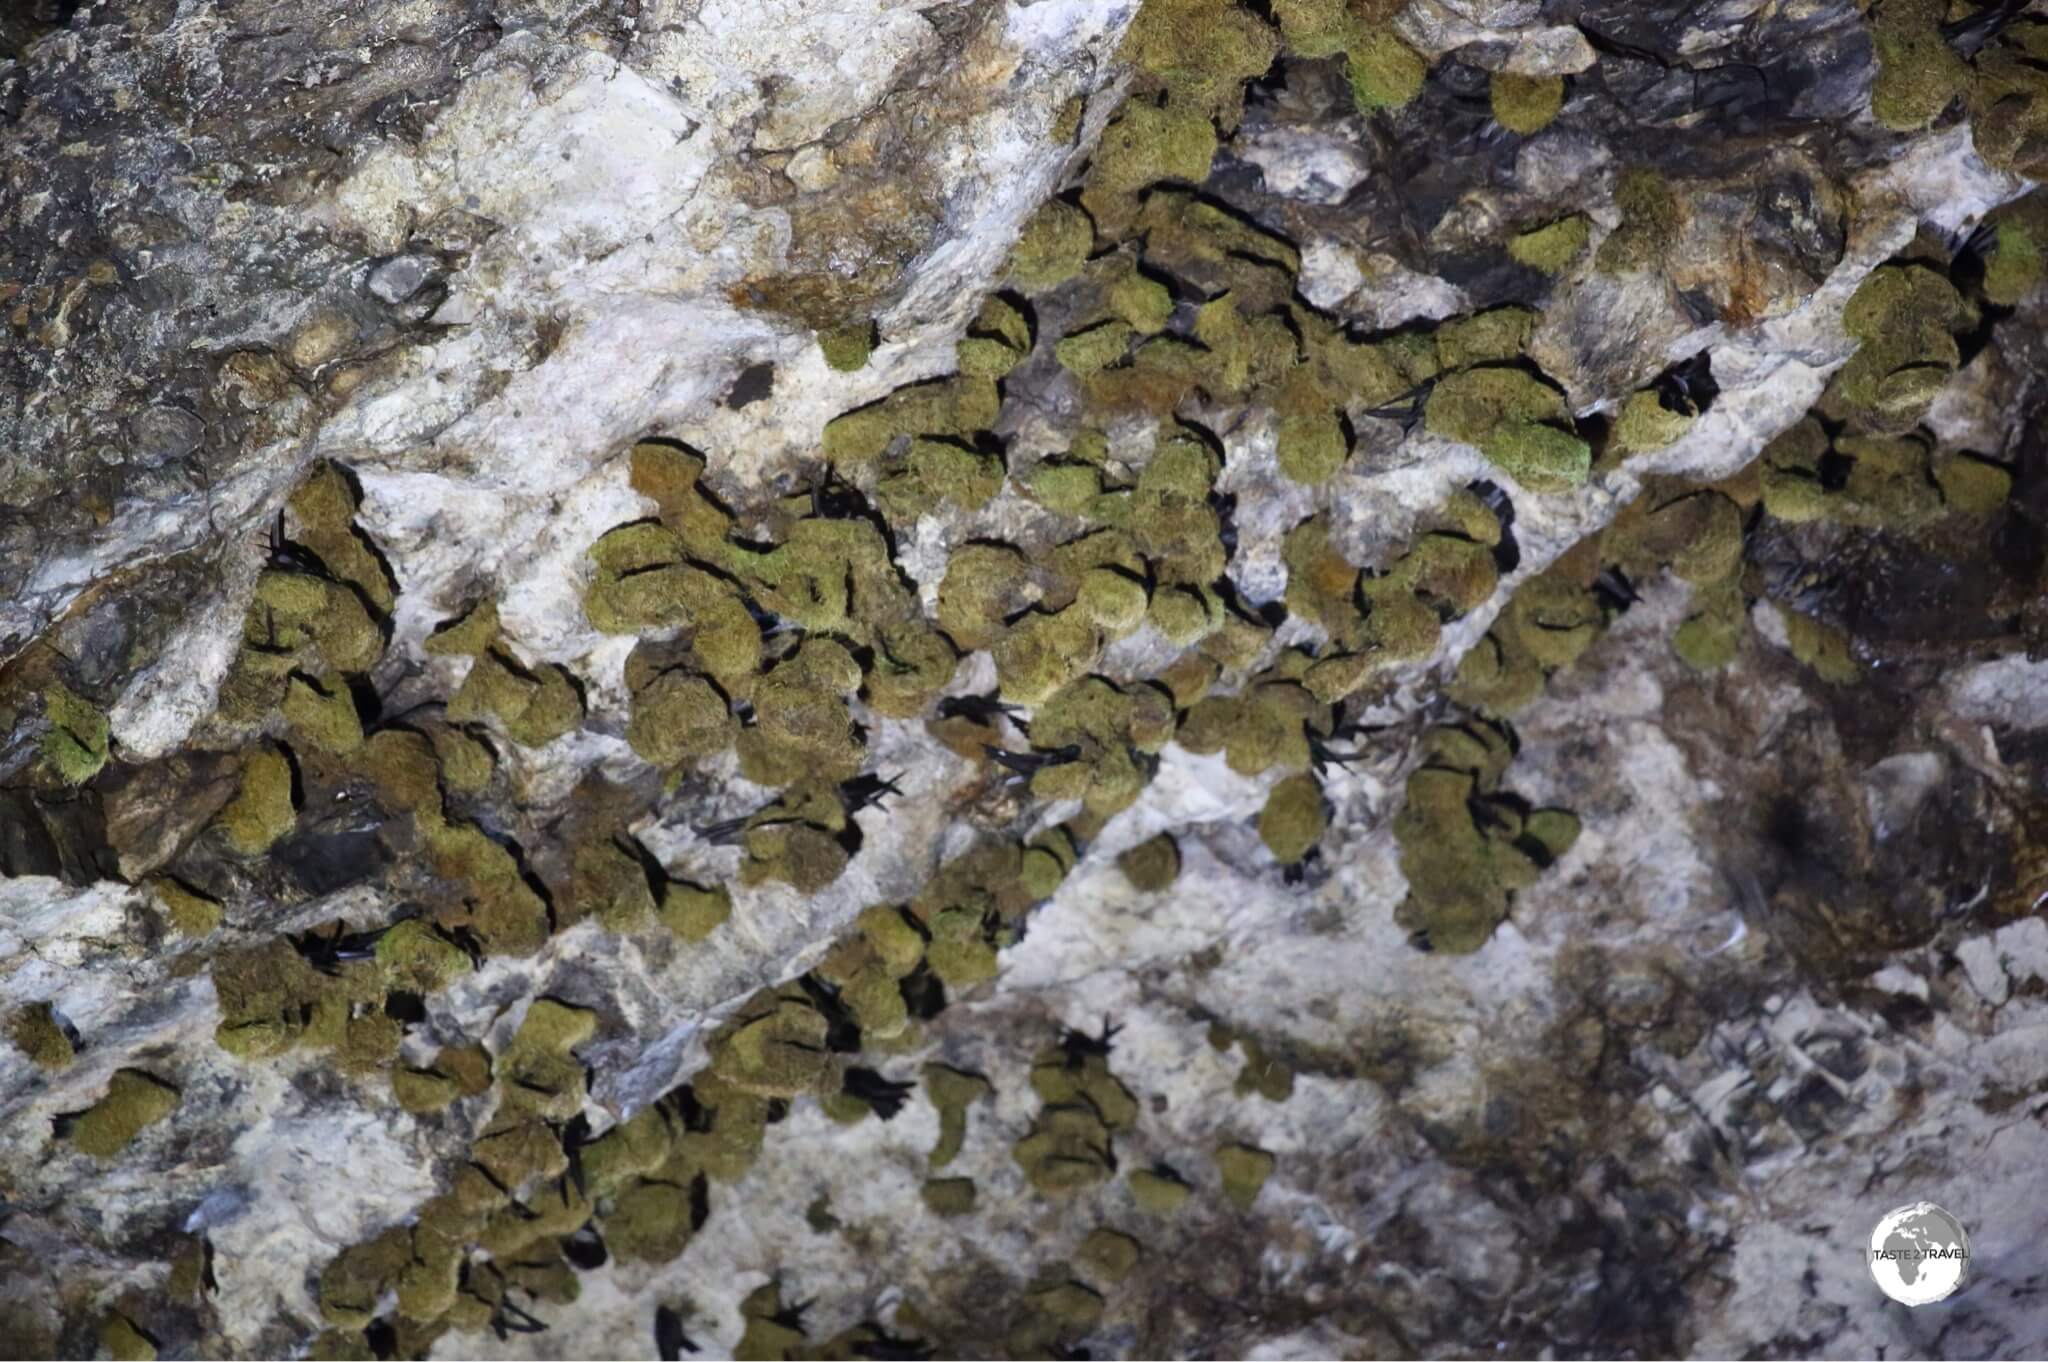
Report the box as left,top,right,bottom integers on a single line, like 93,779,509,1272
876,438,1005,525
1509,214,1591,274
447,649,584,747
1346,28,1427,111
1610,389,1694,457
660,880,732,941
217,744,297,856
318,1227,413,1327
572,839,657,931
735,642,866,788
1281,516,1364,647
429,724,496,793
1273,369,1350,486
958,294,1034,378
283,673,364,755
1967,20,2048,179
1129,1165,1192,1214
149,877,223,936
579,1105,675,1195
420,814,553,957
1078,1227,1142,1284
1232,1036,1295,1102
1436,307,1536,371
66,1068,179,1158
1982,219,2044,305
1271,0,1426,111
496,997,596,1119
1273,0,1350,55
211,938,329,1057
9,1002,73,1070
100,1315,156,1362
1024,461,1104,516
1610,490,1745,585
1117,834,1181,891
1596,168,1684,274
1076,566,1150,636
1490,72,1564,133
1386,532,1499,616
287,463,396,612
1783,609,1861,684
736,1282,809,1361
1831,263,1963,432
248,569,385,675
1009,200,1096,293
1673,570,1747,671
818,321,876,371
1837,434,1944,526
738,808,852,899
1424,369,1588,492
1015,1044,1136,1196
1118,0,1281,130
1102,256,1177,334
1081,99,1220,238
707,987,836,1100
1672,609,1740,670
1758,417,1832,522
921,1176,977,1216
1524,808,1582,861
626,670,734,770
1258,773,1327,866
1023,675,1175,817
391,1066,462,1114
39,679,109,785
1214,1142,1276,1210
815,926,915,1041
866,622,960,720
924,1064,993,1168
991,607,1103,706
1487,421,1593,494
1056,320,1136,376
1869,0,1967,131
1009,1280,1106,1356
1936,452,2014,512
607,1179,698,1263
374,919,474,993
821,375,1000,469
1150,584,1221,647
422,599,500,657
1392,718,1572,952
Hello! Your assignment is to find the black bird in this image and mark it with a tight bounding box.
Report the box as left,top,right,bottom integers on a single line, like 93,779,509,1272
490,1296,548,1340
1058,1017,1122,1064
563,1224,608,1270
841,1067,916,1120
289,923,390,977
985,743,1081,776
841,771,907,815
655,1304,698,1359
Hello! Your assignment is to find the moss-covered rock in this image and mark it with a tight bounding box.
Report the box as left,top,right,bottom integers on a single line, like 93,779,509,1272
1117,833,1181,891
65,1068,179,1158
1509,214,1591,274
39,679,109,785
1490,72,1564,134
8,1001,74,1070
216,744,297,856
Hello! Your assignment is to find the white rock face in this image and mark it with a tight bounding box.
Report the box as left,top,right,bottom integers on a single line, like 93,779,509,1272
6,0,2048,1357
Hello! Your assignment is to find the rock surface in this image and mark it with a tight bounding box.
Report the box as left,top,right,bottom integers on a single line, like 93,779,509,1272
4,0,2048,1358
